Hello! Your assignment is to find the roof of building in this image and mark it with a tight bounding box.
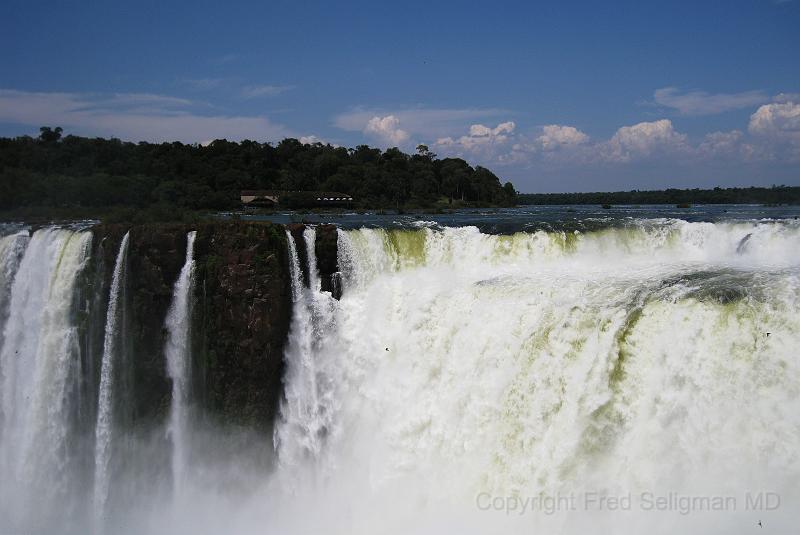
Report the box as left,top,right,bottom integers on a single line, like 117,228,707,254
241,190,352,198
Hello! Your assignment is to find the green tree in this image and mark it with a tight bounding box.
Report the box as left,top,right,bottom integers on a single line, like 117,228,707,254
38,126,63,143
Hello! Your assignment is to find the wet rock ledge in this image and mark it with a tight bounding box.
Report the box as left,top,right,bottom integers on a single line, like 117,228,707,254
88,221,340,433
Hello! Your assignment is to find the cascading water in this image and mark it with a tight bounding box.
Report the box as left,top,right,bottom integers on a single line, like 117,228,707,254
275,228,339,470
165,230,197,498
93,231,130,525
0,217,798,535
266,219,800,534
0,227,92,532
0,230,29,351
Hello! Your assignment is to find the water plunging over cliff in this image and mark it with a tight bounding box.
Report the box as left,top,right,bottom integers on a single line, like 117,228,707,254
0,218,798,534
94,231,130,525
165,230,197,499
0,231,29,351
0,228,92,532
275,228,339,470
268,220,800,534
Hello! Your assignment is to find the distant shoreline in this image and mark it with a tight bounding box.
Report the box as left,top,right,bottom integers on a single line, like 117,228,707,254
517,185,799,206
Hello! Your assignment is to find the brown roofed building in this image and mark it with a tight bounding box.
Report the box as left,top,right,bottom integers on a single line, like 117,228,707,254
241,190,354,208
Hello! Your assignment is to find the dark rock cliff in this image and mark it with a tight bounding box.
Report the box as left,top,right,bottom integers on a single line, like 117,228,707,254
91,224,189,426
89,221,338,434
314,224,339,295
287,223,339,294
193,222,291,429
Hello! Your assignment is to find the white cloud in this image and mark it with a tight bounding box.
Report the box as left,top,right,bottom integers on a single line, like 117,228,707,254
240,84,293,99
298,135,339,147
334,107,509,140
0,89,290,143
488,124,591,166
364,115,410,146
435,121,515,151
102,93,193,108
499,125,591,165
747,100,800,160
748,101,800,136
537,125,589,150
426,108,799,168
468,122,515,138
299,135,323,144
604,119,689,162
698,130,745,156
653,87,769,115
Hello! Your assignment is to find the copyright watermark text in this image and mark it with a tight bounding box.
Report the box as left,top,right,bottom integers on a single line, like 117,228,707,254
476,491,781,516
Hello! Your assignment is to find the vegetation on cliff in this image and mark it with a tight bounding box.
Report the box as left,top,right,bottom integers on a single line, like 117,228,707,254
0,128,517,218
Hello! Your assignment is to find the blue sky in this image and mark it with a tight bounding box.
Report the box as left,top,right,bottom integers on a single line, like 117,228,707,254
1,0,798,192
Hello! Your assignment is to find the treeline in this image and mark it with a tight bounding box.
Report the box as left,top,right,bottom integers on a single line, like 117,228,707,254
0,128,517,217
518,186,800,206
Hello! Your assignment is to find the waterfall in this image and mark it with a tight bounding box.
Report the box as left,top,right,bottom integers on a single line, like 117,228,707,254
0,231,29,352
0,228,92,530
93,231,130,525
268,220,800,533
165,230,197,497
274,228,339,469
0,218,798,534
303,228,322,292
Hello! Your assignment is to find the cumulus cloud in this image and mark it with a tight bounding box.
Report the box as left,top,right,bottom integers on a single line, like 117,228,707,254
653,87,769,115
496,124,591,165
299,135,323,144
428,109,799,168
748,101,800,136
298,135,339,147
435,121,515,151
363,115,410,146
698,130,745,157
747,99,800,160
536,125,589,150
603,119,689,162
441,123,589,166
346,91,799,168
0,88,291,143
335,107,508,140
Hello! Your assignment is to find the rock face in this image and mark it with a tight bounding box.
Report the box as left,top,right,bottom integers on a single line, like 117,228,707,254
91,224,190,426
193,221,291,429
90,221,296,432
285,223,339,296
314,224,339,295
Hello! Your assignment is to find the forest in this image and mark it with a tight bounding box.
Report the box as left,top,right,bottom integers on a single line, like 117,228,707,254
518,186,800,206
0,127,517,220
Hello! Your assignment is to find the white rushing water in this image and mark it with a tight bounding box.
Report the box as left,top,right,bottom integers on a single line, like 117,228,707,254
275,229,340,471
0,231,30,350
0,227,92,531
165,230,197,499
265,219,800,535
93,231,130,525
0,219,798,535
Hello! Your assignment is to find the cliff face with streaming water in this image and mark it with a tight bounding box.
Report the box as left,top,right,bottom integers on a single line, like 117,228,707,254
89,222,305,428
0,217,799,535
0,221,313,533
